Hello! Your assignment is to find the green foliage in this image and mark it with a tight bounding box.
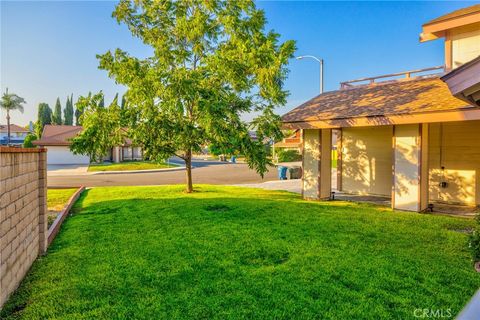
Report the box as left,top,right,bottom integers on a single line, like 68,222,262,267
75,104,83,126
36,102,52,136
63,94,74,125
277,149,302,162
23,133,37,148
92,0,295,191
52,97,62,125
1,185,478,319
469,215,480,263
0,89,25,114
70,92,124,162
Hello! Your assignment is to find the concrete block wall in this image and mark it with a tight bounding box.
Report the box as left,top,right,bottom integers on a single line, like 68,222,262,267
0,147,47,307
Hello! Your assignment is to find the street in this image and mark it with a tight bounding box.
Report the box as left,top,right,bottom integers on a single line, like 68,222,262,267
47,158,279,187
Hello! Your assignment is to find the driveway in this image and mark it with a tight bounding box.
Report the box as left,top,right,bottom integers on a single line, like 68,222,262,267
47,164,89,176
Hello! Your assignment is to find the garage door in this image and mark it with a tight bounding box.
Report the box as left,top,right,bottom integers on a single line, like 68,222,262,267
46,146,90,165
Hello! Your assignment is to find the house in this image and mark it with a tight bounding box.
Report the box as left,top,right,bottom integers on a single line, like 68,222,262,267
282,4,480,212
0,124,30,145
33,125,143,165
273,130,303,152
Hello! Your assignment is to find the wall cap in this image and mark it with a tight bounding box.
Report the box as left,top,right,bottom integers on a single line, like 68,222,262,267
0,146,47,153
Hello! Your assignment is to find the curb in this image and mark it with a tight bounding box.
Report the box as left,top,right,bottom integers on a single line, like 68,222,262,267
47,186,85,246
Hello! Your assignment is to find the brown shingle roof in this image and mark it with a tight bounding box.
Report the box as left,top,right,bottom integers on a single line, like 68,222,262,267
0,124,29,133
423,4,480,26
33,125,136,146
282,77,471,123
33,125,83,146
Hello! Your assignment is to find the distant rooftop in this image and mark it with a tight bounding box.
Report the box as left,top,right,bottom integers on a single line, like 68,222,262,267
33,125,83,146
0,124,29,133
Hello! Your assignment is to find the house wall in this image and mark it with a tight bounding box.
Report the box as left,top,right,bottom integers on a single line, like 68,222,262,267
341,126,393,196
0,147,47,307
428,120,480,206
122,147,142,161
448,23,480,69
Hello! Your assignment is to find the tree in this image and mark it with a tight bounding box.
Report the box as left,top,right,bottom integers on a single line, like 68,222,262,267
70,92,124,162
36,102,52,137
52,97,62,125
78,0,295,192
75,93,85,126
98,96,105,108
23,133,37,148
63,94,74,125
0,88,26,144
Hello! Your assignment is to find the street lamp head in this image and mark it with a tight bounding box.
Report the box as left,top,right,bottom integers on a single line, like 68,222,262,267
295,55,322,63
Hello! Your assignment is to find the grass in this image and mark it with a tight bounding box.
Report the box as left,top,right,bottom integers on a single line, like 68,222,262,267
47,188,78,211
87,160,178,172
2,185,479,319
47,188,78,228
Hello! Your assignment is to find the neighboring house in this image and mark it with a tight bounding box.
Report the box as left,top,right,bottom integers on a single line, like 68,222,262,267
0,124,30,145
282,4,480,212
273,130,303,152
33,125,143,165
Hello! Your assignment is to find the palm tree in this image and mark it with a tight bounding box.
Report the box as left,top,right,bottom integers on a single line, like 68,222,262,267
0,88,26,145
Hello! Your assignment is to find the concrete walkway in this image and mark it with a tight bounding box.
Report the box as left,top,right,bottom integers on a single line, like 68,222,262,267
233,179,302,194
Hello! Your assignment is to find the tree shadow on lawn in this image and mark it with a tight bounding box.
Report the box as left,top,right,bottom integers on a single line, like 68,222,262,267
2,188,479,320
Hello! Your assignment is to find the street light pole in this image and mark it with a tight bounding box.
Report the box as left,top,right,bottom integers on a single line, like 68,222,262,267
296,55,324,94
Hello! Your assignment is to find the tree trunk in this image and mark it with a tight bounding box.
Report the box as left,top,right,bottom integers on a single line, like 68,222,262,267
185,149,193,193
6,111,10,145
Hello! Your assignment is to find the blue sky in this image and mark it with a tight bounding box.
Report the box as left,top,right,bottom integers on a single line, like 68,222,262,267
1,1,476,125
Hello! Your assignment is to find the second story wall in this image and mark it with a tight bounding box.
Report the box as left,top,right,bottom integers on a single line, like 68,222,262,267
448,23,480,69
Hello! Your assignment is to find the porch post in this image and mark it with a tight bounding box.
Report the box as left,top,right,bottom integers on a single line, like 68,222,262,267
336,129,343,191
302,128,332,200
419,123,429,211
113,146,121,163
392,124,427,212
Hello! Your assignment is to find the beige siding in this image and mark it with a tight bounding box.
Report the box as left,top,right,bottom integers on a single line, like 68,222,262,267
428,121,480,205
393,124,421,211
341,126,393,196
451,24,480,69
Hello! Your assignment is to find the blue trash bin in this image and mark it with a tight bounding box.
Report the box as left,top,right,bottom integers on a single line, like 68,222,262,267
231,156,236,163
277,166,288,180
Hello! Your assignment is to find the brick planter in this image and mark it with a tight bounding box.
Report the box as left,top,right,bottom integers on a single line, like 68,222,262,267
47,186,85,246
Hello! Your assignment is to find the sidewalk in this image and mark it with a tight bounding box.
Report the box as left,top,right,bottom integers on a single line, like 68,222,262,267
233,179,302,194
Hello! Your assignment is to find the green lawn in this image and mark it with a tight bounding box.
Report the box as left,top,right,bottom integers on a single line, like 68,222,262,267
47,188,78,228
88,160,178,172
47,188,78,211
2,186,479,319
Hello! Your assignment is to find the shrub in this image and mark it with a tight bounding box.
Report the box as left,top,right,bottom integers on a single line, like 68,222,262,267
469,214,480,264
277,149,302,162
23,133,37,148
